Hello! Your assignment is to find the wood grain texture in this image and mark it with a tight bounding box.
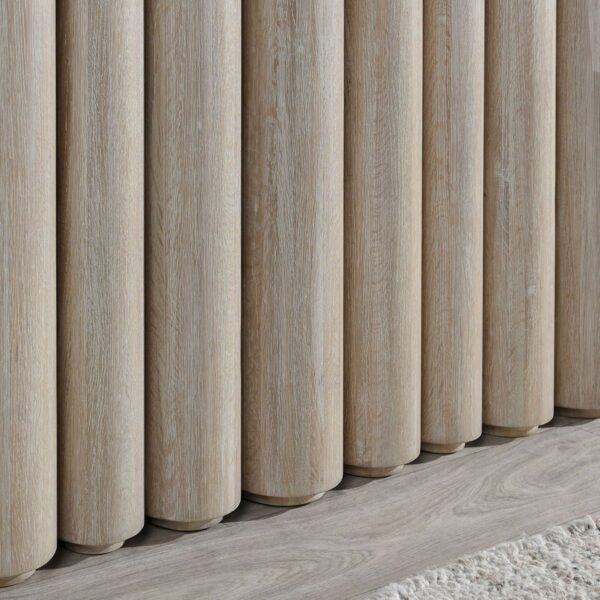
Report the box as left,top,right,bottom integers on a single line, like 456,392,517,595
57,1,144,548
0,0,56,582
242,0,344,502
145,0,241,527
343,0,422,474
422,0,484,450
483,0,556,433
555,0,600,415
6,417,600,600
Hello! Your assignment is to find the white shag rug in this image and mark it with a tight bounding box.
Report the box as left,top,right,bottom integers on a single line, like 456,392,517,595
368,516,600,599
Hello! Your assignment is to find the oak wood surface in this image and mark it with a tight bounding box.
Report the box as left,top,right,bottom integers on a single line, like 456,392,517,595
483,0,556,432
422,0,484,450
145,0,241,527
0,0,57,582
57,0,145,549
343,0,422,474
555,0,600,414
241,0,344,502
4,417,600,599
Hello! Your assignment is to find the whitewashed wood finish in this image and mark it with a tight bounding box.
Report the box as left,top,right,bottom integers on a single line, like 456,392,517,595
483,0,556,435
344,0,422,475
145,0,241,529
57,1,144,550
555,0,600,418
0,0,56,585
422,0,484,453
242,0,344,503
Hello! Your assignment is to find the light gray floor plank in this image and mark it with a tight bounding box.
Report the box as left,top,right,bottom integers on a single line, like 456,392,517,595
578,417,600,436
2,417,599,600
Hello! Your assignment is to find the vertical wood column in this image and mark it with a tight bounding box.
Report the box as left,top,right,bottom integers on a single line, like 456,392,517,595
146,1,241,530
344,1,422,476
0,1,56,586
57,1,144,553
555,0,600,419
484,0,556,437
421,0,484,454
242,0,344,506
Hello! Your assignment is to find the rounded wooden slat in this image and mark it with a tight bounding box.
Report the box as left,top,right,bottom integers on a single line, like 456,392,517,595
422,0,484,453
57,1,144,551
555,0,600,418
242,0,344,504
0,0,57,585
344,0,422,474
145,0,241,529
483,0,556,435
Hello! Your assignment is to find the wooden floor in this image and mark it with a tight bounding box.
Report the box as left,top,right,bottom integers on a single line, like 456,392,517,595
3,415,600,600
